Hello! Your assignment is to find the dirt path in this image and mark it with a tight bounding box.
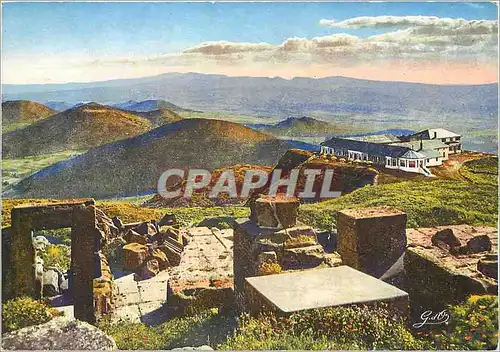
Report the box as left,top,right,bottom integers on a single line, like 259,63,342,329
429,152,490,180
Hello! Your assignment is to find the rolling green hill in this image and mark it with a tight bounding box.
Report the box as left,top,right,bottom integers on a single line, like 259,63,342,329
2,102,152,158
12,118,293,198
2,100,58,132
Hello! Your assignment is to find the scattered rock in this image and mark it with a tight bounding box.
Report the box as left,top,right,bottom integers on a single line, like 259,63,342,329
33,236,49,251
158,213,177,227
43,269,60,297
112,216,124,229
478,255,498,279
151,248,170,270
281,245,325,270
257,251,277,266
123,243,148,271
60,278,69,292
134,221,158,237
1,317,117,350
466,235,492,254
431,228,461,249
141,259,160,279
123,229,147,245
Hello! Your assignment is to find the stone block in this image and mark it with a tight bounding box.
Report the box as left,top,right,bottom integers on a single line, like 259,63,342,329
250,196,299,229
123,229,147,245
337,207,407,277
281,245,325,270
245,266,408,317
123,243,148,271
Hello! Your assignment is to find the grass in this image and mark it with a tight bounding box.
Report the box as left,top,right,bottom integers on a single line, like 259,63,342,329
459,157,498,186
2,150,85,191
97,309,236,349
299,179,498,230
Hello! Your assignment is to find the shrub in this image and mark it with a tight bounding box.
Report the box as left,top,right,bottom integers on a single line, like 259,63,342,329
221,305,424,350
258,262,282,276
40,244,71,272
2,297,61,333
424,295,499,350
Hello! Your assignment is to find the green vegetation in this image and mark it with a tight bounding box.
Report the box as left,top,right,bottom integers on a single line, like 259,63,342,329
459,157,498,186
98,309,236,349
2,297,61,333
422,295,498,350
2,151,84,190
40,244,71,272
299,179,497,230
221,306,423,350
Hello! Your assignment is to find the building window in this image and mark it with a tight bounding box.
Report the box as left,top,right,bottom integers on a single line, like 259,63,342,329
409,161,416,168
392,159,397,167
436,157,439,161
399,160,406,167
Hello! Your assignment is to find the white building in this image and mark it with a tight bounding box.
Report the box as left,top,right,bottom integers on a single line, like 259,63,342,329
320,138,435,176
400,128,462,155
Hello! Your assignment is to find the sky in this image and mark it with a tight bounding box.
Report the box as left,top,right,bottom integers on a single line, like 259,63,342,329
2,2,498,85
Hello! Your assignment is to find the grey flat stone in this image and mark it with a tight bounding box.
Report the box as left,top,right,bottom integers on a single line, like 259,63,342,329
245,266,408,313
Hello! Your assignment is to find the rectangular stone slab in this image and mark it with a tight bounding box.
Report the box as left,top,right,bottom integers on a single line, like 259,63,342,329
245,266,408,313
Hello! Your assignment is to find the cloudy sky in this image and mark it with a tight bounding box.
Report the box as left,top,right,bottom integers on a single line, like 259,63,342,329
2,2,498,85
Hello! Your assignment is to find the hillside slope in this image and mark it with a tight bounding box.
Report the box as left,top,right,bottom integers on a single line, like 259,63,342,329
13,118,292,198
253,116,343,137
2,103,152,158
131,108,183,127
2,100,57,131
114,99,192,113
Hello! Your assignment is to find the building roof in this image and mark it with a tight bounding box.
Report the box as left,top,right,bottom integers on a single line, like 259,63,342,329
407,128,460,140
390,140,447,159
322,137,411,158
344,134,401,144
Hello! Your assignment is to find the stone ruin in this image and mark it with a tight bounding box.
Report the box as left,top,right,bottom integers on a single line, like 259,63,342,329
4,198,497,326
3,199,189,324
234,195,342,313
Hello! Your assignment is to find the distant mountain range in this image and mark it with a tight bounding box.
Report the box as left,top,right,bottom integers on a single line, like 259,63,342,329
3,73,497,119
12,119,292,198
247,116,344,137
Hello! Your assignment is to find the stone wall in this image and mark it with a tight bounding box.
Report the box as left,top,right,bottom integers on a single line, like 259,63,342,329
405,224,498,309
233,218,340,313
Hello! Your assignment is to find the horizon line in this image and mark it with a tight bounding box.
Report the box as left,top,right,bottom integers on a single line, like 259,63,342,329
2,71,499,87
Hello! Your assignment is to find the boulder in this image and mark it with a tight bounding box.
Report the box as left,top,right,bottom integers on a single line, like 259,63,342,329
431,228,461,249
60,278,69,292
123,243,148,271
103,237,126,267
466,235,492,254
478,255,498,279
281,245,325,270
33,235,49,251
134,221,158,237
151,248,170,270
112,216,124,229
158,213,177,227
158,243,182,267
1,317,116,350
123,229,147,245
43,270,60,297
160,226,183,245
250,195,299,229
257,251,278,266
141,259,160,279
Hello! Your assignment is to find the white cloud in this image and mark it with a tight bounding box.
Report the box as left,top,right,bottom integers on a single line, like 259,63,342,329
319,16,498,35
